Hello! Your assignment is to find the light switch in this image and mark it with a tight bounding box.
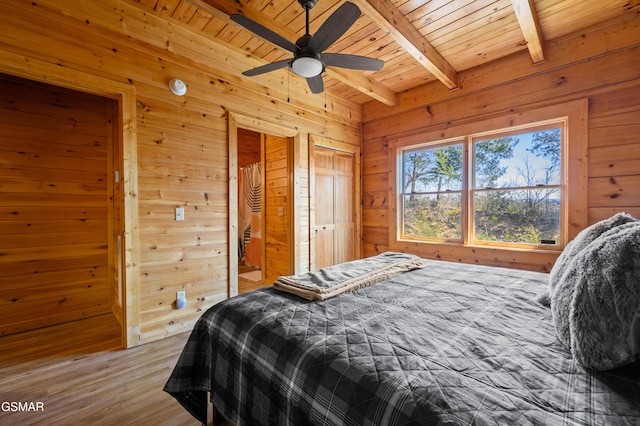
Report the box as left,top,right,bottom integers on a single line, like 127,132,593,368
175,207,185,221
278,207,284,216
176,290,186,309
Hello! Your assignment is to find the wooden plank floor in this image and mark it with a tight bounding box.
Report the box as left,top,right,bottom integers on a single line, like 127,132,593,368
0,272,270,426
0,314,204,425
238,263,266,293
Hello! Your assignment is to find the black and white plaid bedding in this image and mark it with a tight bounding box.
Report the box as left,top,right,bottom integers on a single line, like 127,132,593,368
164,259,640,425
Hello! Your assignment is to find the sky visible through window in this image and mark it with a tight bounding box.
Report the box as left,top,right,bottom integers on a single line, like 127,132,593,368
488,130,561,189
402,128,561,194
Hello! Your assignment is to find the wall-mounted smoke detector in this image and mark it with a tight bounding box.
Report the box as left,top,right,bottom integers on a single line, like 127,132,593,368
169,78,187,96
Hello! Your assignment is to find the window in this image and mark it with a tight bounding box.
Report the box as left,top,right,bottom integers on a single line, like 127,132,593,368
401,141,464,241
398,121,564,249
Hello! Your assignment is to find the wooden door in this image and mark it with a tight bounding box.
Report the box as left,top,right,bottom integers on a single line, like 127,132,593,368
314,146,355,269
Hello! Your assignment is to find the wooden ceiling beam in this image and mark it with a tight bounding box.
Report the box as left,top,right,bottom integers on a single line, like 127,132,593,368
188,0,253,24
511,0,545,64
190,0,397,106
325,68,397,106
353,0,458,90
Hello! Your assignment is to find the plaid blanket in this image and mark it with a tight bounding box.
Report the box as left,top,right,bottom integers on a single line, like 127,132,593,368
164,259,640,425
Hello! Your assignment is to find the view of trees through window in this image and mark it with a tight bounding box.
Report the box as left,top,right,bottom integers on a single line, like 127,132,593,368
402,143,463,240
401,125,562,246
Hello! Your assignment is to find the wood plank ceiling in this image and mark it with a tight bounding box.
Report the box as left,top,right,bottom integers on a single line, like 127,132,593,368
133,0,639,106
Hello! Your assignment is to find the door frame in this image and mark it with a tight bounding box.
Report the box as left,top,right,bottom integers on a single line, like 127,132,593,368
309,135,361,270
228,112,302,296
0,53,141,348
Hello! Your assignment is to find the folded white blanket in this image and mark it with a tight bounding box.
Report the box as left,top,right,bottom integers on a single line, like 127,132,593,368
273,252,425,300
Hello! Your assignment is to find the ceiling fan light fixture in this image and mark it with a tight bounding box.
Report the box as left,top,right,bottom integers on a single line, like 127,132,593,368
291,57,324,78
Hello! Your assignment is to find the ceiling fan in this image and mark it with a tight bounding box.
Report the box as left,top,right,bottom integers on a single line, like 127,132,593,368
231,0,384,94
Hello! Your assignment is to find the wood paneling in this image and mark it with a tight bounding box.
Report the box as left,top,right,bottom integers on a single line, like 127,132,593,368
237,128,260,168
0,74,115,336
136,96,229,341
295,132,311,274
361,16,640,272
0,0,360,344
176,0,636,105
263,134,291,283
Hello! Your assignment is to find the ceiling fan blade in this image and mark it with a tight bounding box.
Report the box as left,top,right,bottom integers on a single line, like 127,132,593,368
306,74,324,94
242,59,291,77
231,14,298,53
308,1,361,53
322,53,384,71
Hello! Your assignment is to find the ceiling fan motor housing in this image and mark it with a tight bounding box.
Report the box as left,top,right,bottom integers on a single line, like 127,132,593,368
298,0,319,10
295,34,320,59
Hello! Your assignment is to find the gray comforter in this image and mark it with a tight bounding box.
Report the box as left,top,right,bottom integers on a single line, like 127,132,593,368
164,259,640,425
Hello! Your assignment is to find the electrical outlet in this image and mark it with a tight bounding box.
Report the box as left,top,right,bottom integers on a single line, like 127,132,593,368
177,290,186,300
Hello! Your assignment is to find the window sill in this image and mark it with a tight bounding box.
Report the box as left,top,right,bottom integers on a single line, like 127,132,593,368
395,238,563,255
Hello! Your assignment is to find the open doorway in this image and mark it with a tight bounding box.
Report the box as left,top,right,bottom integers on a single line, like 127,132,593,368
0,60,139,348
228,113,300,297
236,129,296,293
237,128,263,293
0,73,123,348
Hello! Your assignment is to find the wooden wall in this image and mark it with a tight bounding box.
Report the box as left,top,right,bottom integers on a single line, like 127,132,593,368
0,0,360,344
237,128,260,169
361,13,640,272
0,74,113,336
264,134,291,283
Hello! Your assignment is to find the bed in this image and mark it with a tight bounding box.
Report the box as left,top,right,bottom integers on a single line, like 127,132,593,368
164,256,640,425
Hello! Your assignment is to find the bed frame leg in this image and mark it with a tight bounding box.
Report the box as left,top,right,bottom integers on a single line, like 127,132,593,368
212,404,226,425
208,395,227,426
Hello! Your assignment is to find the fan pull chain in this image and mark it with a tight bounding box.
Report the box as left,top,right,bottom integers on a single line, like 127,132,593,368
287,70,290,103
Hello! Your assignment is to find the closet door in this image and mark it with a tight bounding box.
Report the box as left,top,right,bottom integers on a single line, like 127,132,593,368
313,146,355,269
